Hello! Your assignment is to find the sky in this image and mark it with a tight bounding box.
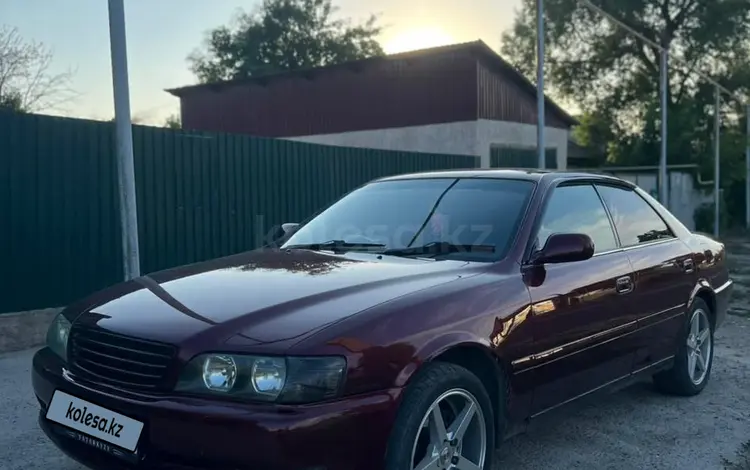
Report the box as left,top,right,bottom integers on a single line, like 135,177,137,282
0,0,523,125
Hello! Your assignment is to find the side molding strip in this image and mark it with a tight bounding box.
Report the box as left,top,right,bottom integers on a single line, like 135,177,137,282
715,280,733,294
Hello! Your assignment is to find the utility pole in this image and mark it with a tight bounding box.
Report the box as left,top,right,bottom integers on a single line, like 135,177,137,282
536,0,546,169
108,0,140,279
714,87,721,239
746,105,749,229
659,49,669,208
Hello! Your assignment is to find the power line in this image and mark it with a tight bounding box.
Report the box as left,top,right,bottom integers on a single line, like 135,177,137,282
575,0,745,103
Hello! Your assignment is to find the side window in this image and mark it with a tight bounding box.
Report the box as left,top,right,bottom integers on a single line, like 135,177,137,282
595,185,674,247
536,184,618,254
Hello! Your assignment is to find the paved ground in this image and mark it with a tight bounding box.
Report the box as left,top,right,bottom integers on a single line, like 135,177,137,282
1,239,750,470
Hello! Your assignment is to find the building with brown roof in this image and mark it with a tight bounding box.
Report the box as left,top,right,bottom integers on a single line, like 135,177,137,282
167,40,578,169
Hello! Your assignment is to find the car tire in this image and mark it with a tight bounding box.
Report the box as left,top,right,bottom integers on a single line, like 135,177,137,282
384,362,496,470
653,297,715,396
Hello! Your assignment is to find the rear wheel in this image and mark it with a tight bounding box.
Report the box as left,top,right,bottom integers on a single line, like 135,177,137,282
385,362,496,470
654,298,714,396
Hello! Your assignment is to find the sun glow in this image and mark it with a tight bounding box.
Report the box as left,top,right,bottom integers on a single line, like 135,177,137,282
384,27,456,54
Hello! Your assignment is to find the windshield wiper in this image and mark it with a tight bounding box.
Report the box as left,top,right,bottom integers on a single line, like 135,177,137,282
284,240,386,253
381,241,495,258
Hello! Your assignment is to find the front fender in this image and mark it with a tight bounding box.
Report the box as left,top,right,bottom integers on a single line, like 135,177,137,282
392,331,520,445
394,331,495,388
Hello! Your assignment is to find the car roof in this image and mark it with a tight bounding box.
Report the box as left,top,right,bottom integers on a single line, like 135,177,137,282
375,168,634,187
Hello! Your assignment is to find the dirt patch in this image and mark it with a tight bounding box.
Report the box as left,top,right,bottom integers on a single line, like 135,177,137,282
723,441,750,470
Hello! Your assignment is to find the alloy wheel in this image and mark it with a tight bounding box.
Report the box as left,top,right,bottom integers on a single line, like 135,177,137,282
410,388,487,470
686,308,712,386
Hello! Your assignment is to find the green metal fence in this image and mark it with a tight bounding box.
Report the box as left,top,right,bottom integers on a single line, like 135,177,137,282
0,111,478,313
490,146,558,169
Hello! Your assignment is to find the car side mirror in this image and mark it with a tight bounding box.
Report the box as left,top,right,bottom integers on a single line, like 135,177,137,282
267,223,300,248
532,233,594,265
281,223,299,235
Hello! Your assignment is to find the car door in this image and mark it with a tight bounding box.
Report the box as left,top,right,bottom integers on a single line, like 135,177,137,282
594,184,695,371
521,183,638,416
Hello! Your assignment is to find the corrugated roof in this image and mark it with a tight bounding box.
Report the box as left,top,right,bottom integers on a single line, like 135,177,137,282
166,40,578,127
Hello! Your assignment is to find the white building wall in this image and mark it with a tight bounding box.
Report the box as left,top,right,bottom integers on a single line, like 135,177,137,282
285,120,570,169
604,169,712,231
285,121,478,158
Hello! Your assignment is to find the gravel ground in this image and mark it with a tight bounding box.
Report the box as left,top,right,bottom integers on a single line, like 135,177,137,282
1,240,749,470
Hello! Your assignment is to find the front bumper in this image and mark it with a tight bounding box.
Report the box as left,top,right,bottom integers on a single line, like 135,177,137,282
33,347,402,470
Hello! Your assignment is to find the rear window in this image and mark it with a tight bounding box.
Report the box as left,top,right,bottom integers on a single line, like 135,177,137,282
595,185,674,247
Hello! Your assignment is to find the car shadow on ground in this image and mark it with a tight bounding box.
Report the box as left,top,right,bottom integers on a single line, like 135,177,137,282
495,362,749,470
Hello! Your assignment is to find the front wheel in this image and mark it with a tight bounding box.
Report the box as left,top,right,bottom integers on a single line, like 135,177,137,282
653,297,714,396
385,362,496,470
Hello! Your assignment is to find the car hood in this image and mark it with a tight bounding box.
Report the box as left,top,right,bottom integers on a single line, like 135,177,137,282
73,248,482,350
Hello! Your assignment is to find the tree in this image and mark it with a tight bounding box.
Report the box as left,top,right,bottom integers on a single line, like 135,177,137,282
188,0,384,83
163,113,181,129
0,90,23,111
0,25,77,113
502,0,750,225
501,0,750,163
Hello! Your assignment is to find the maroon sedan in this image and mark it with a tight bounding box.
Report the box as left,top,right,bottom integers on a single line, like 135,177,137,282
33,170,732,470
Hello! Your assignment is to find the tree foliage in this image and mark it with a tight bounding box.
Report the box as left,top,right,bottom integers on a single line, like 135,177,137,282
0,25,77,113
189,0,384,83
501,0,750,160
163,113,181,129
0,90,23,111
501,0,750,224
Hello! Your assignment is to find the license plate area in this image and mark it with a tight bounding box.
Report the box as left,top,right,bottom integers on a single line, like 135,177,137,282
45,390,144,453
54,425,141,464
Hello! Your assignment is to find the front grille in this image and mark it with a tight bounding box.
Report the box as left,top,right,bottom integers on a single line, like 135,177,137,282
69,325,176,391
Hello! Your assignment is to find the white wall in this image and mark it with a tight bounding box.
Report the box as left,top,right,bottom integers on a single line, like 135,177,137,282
604,169,712,231
285,121,478,158
285,120,570,170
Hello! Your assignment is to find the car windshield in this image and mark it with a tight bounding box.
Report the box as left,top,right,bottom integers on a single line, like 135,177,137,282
281,178,535,261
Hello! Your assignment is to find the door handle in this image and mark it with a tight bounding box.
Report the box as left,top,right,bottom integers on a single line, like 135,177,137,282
683,259,695,274
616,276,634,294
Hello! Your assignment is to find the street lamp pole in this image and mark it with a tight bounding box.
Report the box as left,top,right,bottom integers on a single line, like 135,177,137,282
659,49,669,208
536,0,546,169
108,0,140,280
714,86,721,238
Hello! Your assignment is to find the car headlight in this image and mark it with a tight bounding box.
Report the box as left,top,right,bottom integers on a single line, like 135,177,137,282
46,313,72,360
175,354,346,404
